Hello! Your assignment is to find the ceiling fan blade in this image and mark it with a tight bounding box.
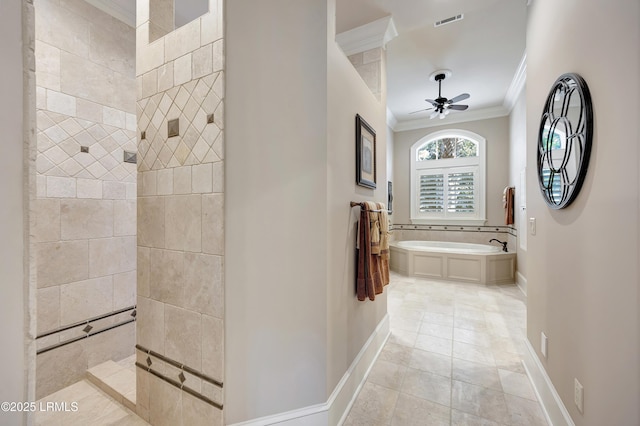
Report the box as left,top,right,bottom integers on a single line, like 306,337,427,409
448,93,470,104
447,104,469,111
409,107,434,114
424,99,438,106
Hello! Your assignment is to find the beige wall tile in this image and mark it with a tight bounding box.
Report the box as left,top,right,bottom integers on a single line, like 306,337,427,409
37,287,60,335
103,181,127,199
103,106,127,128
137,296,165,354
164,18,201,62
182,391,223,426
157,168,174,195
114,199,137,236
38,175,47,198
142,69,158,99
212,161,223,193
37,240,89,287
142,170,157,196
138,196,165,248
149,249,184,306
114,270,136,309
85,321,136,367
158,62,174,93
137,38,165,77
76,98,103,123
183,253,223,317
126,182,137,200
149,374,182,426
47,176,76,198
60,276,114,324
201,314,223,381
174,165,192,194
35,40,61,79
165,195,202,252
60,199,113,240
137,246,151,298
35,0,90,59
89,21,135,77
36,340,87,400
35,198,61,242
174,54,193,86
76,178,103,199
192,44,212,79
47,90,77,117
200,12,222,46
212,39,224,73
202,194,223,255
60,51,135,114
136,369,150,421
89,236,136,277
192,163,212,193
165,305,202,369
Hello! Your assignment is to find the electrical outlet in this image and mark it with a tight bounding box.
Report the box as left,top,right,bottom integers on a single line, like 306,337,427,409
541,332,548,358
529,217,536,235
574,378,584,413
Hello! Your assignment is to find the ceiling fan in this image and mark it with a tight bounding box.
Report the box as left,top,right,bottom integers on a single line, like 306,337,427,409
410,70,470,119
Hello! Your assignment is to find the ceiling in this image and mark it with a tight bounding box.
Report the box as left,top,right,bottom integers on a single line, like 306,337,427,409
88,0,527,130
336,0,528,129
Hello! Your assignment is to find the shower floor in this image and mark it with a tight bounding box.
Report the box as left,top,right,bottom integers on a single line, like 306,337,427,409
34,364,146,425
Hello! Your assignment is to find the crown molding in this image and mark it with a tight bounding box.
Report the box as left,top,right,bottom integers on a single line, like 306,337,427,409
393,105,509,132
503,52,527,112
336,16,398,56
85,0,136,27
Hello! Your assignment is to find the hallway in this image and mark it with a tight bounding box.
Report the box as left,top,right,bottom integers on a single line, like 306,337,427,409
345,273,547,425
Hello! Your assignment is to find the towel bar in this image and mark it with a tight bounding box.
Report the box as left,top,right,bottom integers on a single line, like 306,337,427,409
350,201,383,212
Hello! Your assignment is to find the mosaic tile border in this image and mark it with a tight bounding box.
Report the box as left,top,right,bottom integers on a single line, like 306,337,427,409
392,223,518,237
36,306,136,355
136,344,223,410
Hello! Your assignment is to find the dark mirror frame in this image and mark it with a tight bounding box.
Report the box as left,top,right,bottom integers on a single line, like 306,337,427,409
536,73,593,209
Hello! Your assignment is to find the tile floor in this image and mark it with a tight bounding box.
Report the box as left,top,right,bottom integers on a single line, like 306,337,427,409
34,355,145,426
34,273,547,426
344,272,549,426
34,379,148,426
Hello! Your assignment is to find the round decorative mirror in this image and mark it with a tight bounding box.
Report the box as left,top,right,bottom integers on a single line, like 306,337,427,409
537,73,593,209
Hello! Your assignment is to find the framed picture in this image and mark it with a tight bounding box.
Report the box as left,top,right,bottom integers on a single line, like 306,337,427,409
355,114,376,189
387,181,393,214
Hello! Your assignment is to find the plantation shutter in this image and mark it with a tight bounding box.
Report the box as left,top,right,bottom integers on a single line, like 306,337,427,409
541,168,562,203
447,171,475,213
419,173,444,212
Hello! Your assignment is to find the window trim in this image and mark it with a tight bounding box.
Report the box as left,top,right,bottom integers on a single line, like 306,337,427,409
410,130,487,225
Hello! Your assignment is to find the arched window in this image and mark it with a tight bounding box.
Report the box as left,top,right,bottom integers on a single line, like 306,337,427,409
410,130,486,224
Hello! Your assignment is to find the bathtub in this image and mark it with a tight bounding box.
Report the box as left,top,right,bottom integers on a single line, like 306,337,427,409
389,240,516,284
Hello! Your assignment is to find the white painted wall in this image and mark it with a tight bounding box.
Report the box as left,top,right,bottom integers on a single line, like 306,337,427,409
326,0,388,400
526,1,639,424
226,0,388,423
226,0,329,422
392,116,510,225
0,0,27,424
508,88,527,280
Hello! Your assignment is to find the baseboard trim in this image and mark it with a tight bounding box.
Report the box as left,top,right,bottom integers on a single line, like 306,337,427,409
228,314,390,426
516,272,527,296
522,339,575,426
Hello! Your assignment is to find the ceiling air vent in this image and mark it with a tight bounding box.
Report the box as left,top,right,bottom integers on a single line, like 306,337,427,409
434,14,464,28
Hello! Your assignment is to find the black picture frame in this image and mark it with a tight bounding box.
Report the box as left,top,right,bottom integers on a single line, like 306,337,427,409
387,181,393,214
355,114,376,189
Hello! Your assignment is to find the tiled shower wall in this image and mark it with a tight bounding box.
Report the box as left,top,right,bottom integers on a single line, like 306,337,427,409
348,48,383,101
135,0,225,424
34,0,137,399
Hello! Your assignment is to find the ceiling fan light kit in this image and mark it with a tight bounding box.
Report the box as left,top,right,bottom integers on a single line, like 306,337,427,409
410,69,470,119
